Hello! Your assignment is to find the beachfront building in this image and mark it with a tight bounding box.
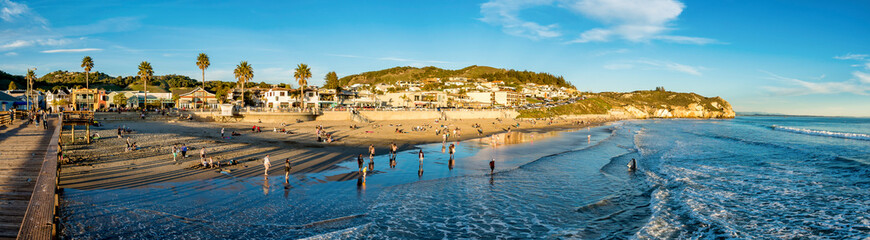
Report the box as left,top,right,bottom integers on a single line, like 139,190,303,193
262,88,297,110
45,89,71,112
0,91,18,111
70,88,108,110
176,87,219,109
346,89,382,107
119,91,174,109
466,91,522,106
378,91,447,108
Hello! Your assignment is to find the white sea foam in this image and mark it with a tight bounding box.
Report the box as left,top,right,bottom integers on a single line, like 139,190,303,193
772,125,870,141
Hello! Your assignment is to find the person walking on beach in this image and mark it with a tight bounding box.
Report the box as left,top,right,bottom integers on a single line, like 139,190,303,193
172,145,178,162
221,128,225,138
200,147,206,162
284,158,292,184
263,155,272,176
357,154,365,172
449,143,456,159
181,144,188,158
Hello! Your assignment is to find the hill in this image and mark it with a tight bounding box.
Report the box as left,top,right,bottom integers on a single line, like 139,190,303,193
518,90,735,119
338,65,575,89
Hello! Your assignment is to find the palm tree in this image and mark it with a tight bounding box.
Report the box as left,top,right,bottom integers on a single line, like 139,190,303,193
138,61,154,109
293,63,311,109
26,69,35,111
81,56,93,89
233,61,253,106
196,53,210,109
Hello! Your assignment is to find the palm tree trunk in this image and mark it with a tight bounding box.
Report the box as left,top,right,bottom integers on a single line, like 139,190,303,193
144,79,147,109
86,72,89,89
201,69,205,110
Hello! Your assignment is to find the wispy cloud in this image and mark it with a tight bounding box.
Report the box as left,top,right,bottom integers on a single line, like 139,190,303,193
854,71,870,84
4,52,17,56
834,53,867,60
479,0,716,44
40,48,102,53
328,53,454,65
761,70,870,96
604,59,702,76
479,0,562,40
0,0,139,52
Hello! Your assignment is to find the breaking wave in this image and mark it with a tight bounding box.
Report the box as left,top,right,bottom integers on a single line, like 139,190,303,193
771,125,870,141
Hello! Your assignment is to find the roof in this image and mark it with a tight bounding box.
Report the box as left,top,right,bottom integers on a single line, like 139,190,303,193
0,91,17,101
178,87,215,97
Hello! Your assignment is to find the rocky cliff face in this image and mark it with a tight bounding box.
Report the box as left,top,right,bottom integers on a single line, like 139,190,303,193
602,92,735,119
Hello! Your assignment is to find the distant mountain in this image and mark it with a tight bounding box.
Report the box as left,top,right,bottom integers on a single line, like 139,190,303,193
338,65,575,89
518,90,735,119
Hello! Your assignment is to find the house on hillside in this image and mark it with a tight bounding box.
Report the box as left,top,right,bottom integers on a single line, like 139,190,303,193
176,87,218,109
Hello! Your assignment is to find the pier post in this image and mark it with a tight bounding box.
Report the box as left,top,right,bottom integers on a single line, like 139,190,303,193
86,125,90,144
71,125,74,144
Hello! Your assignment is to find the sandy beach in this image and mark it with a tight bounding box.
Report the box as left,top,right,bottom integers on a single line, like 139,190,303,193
58,115,614,190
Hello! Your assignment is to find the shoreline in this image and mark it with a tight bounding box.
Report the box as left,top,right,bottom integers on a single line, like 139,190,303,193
58,116,621,190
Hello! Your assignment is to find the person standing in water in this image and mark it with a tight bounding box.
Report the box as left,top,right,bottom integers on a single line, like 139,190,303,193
489,158,495,174
418,149,424,162
263,155,271,176
369,144,375,160
449,144,456,159
284,158,292,184
357,154,364,172
628,158,637,171
390,142,398,160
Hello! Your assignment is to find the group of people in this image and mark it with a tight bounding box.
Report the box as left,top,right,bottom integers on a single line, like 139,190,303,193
262,155,294,184
124,137,139,152
315,125,333,143
170,144,189,162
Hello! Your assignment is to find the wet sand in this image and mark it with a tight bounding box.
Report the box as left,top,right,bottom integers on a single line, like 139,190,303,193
59,116,615,190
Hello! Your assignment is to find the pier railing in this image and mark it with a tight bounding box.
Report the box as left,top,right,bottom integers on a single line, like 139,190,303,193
0,111,11,125
17,116,63,240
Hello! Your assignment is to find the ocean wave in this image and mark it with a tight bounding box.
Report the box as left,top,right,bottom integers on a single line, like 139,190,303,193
771,125,870,141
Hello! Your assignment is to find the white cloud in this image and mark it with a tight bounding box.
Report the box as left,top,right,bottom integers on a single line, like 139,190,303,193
0,0,139,52
761,71,870,96
854,71,870,84
0,0,45,24
834,53,867,60
479,0,562,40
4,51,17,56
0,39,31,49
603,59,702,76
480,0,715,44
40,48,102,53
603,63,633,70
636,59,701,76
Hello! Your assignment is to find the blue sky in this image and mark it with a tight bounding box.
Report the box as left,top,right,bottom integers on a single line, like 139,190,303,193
1,0,870,116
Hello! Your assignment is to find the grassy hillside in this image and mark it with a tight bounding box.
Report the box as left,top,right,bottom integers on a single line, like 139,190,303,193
518,90,732,118
339,65,574,89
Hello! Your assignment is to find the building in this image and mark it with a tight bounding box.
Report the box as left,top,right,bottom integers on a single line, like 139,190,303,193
378,91,447,108
466,91,521,106
45,89,70,112
0,91,18,111
70,88,108,110
262,88,297,110
109,91,173,109
176,87,219,109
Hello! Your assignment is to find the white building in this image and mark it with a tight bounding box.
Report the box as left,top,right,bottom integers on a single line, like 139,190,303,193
466,91,521,106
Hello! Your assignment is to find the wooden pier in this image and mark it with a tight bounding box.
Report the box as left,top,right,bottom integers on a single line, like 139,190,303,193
0,115,60,240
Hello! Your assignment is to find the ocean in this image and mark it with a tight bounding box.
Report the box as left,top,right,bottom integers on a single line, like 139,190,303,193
60,116,870,239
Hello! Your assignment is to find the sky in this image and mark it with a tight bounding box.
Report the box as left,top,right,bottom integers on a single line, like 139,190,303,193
1,0,869,116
